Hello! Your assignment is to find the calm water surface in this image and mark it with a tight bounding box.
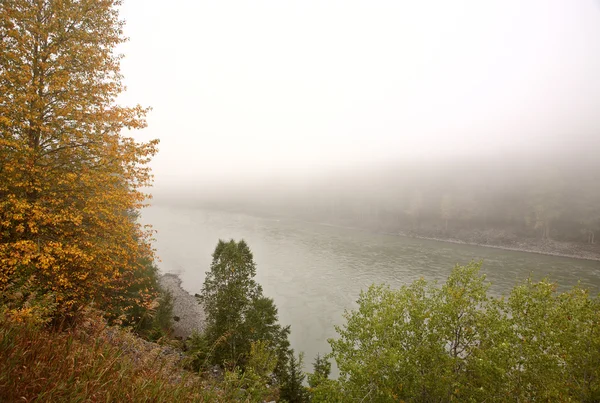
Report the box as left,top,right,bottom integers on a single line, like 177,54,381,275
142,205,600,370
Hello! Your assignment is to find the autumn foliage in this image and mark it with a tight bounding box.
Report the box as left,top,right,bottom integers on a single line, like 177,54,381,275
0,0,158,319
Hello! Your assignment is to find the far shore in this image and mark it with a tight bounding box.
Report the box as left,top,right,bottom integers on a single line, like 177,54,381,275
335,225,600,262
403,234,600,262
187,205,600,262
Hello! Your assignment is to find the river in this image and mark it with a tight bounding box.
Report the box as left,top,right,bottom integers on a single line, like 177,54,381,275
142,205,600,371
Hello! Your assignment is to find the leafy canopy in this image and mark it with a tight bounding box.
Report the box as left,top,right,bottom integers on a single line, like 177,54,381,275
0,0,158,318
313,262,600,402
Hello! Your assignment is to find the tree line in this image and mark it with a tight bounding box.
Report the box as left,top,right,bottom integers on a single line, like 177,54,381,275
198,156,600,250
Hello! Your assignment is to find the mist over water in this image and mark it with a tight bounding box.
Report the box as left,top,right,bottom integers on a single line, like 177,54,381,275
122,0,600,376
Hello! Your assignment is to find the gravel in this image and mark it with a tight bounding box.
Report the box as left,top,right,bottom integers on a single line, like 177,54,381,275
159,273,206,339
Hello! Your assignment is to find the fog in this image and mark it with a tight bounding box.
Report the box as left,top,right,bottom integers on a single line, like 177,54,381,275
117,0,600,235
115,1,600,377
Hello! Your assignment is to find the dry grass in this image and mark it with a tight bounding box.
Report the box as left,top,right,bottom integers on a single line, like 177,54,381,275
0,310,222,402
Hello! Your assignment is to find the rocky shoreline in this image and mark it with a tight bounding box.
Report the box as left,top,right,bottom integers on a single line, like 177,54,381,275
158,273,206,339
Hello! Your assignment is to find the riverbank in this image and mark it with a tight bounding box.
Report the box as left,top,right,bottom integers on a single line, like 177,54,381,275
404,233,600,262
159,273,206,339
299,217,600,262
187,205,600,262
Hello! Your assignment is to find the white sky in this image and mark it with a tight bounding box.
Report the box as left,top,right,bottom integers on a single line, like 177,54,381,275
117,0,600,186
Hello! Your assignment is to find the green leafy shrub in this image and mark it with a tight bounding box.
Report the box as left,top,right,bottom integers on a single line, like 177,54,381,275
221,340,279,402
313,261,600,402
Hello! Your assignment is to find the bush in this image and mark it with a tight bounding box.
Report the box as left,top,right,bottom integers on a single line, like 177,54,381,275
123,259,175,341
314,261,600,402
221,340,279,402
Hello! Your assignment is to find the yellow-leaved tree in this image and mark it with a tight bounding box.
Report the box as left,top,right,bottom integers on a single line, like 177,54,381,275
0,0,159,319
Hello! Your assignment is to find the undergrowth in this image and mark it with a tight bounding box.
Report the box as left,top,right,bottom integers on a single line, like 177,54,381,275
0,309,225,402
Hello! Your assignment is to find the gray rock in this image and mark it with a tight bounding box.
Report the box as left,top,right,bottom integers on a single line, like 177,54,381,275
159,273,206,339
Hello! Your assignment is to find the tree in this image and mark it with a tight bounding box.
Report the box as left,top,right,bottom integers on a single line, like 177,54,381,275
307,353,331,389
199,239,291,374
200,239,262,365
405,190,423,230
198,239,311,401
0,0,158,317
308,354,339,403
246,294,294,382
576,192,600,244
315,262,600,402
278,350,309,403
440,193,456,232
526,169,565,240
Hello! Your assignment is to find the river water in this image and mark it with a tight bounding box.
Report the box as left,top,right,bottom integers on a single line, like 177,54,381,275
142,205,600,370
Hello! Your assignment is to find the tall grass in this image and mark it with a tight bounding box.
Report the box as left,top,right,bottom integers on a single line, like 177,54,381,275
0,311,220,402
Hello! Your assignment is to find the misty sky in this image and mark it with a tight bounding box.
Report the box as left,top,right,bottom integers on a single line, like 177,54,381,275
117,0,600,187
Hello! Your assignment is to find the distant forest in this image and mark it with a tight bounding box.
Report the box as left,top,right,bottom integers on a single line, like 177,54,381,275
188,152,600,253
